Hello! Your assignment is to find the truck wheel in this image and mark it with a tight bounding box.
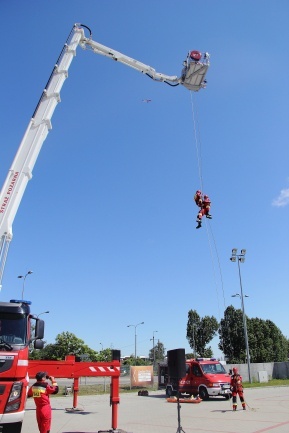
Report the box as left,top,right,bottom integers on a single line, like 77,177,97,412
199,387,209,401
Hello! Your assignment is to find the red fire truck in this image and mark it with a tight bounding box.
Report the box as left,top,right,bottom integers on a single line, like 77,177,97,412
159,358,232,400
0,299,44,433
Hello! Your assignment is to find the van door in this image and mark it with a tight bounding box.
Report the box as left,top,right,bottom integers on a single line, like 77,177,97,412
179,363,191,394
191,364,203,394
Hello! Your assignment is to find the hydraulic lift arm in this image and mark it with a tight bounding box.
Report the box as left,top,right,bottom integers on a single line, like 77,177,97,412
0,24,209,289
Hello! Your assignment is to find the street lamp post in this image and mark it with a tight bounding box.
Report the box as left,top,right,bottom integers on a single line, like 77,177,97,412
127,322,144,361
36,311,49,318
18,270,33,300
150,330,158,368
99,342,103,351
230,248,252,383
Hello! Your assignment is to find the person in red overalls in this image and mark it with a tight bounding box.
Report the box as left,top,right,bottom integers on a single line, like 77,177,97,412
194,190,203,208
196,194,212,229
231,367,246,411
28,371,59,433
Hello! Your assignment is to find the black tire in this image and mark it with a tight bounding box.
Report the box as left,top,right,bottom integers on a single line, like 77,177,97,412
199,386,209,401
225,393,232,400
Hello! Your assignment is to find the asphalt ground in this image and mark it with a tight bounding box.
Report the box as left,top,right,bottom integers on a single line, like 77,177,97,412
22,386,289,433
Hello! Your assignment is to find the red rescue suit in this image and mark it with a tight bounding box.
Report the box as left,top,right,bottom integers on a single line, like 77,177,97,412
28,380,59,433
231,373,246,410
197,195,211,219
194,191,203,207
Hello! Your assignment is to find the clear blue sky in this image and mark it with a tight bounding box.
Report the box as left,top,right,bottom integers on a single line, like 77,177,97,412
1,1,288,359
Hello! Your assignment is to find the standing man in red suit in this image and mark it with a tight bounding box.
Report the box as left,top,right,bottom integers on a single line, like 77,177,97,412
231,367,246,411
28,371,59,433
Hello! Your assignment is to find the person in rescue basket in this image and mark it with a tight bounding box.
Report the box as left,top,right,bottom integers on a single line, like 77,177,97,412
230,367,246,411
28,371,59,433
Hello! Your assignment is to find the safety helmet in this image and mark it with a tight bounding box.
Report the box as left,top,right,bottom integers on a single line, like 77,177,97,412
36,371,48,381
204,195,208,199
196,190,202,195
190,50,202,61
232,367,238,374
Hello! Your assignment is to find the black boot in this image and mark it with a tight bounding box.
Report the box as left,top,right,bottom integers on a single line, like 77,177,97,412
206,214,212,219
196,222,202,229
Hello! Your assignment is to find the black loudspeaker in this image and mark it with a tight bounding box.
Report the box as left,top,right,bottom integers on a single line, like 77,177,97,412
167,348,186,379
112,349,121,361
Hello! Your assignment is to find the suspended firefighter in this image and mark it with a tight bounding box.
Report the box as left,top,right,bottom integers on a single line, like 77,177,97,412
230,367,246,411
194,190,203,208
196,194,212,229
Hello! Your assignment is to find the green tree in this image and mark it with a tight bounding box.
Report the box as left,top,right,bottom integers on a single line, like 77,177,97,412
149,341,166,363
219,307,288,363
219,305,246,362
122,356,149,366
29,348,43,360
203,347,214,358
249,318,288,362
186,310,219,357
29,331,98,361
98,348,113,362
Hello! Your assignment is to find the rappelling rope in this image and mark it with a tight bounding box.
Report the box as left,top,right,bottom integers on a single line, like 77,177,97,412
207,221,226,310
190,92,234,359
204,221,222,320
190,92,222,319
206,219,235,360
190,92,204,192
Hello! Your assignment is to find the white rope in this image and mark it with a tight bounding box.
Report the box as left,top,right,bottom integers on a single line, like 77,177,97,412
190,92,233,357
190,92,204,191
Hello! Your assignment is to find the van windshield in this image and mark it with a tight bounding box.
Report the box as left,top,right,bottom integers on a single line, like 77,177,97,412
201,363,226,374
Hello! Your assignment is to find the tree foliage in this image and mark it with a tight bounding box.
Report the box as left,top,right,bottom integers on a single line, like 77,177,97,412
148,341,166,362
186,310,219,357
29,331,99,361
219,305,245,362
249,318,288,362
122,356,149,366
219,306,288,363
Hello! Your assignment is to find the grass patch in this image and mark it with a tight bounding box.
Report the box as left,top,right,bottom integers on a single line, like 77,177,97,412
55,380,289,397
244,378,289,388
57,384,159,397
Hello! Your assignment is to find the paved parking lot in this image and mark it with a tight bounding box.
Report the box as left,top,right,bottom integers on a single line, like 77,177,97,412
22,386,289,433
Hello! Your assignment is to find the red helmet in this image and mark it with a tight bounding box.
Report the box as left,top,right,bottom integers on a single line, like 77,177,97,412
190,50,202,61
233,367,238,374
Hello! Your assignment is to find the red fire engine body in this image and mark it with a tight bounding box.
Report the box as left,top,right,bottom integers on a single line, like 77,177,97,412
159,358,232,400
0,300,44,433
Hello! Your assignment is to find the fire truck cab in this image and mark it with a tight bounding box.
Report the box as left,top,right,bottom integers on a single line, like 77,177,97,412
159,358,232,401
0,300,44,433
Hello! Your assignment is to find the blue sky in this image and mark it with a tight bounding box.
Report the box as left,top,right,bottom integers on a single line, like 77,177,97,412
0,1,288,360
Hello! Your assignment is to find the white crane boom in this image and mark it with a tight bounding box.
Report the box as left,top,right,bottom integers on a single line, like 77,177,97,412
0,24,209,289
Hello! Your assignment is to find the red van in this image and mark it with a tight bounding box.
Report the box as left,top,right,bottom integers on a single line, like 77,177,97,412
159,358,232,400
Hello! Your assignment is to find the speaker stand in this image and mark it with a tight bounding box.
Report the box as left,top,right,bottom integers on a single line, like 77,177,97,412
176,386,186,433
